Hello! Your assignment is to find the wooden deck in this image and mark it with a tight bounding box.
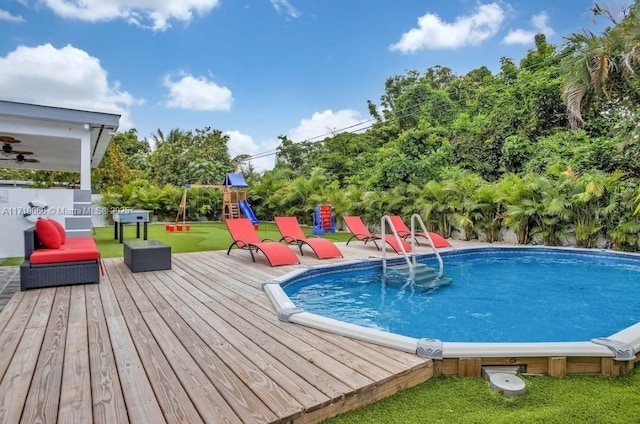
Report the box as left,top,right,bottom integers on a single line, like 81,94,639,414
0,242,435,423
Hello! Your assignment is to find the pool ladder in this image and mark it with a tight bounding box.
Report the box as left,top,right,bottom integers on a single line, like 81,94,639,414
381,214,449,288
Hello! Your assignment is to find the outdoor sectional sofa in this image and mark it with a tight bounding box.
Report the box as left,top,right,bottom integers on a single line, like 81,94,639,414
20,223,101,291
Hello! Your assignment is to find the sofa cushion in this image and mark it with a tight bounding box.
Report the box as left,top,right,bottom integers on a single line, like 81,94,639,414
30,245,100,264
35,219,61,249
64,237,98,250
47,219,67,244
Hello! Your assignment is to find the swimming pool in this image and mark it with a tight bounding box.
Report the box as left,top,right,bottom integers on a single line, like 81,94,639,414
282,248,640,343
263,246,640,377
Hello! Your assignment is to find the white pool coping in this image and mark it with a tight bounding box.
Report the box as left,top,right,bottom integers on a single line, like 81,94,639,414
263,247,640,361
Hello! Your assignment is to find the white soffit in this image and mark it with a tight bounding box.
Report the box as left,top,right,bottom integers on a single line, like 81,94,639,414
0,100,121,172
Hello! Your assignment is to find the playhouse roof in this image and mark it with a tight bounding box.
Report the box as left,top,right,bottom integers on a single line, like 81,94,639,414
222,173,248,187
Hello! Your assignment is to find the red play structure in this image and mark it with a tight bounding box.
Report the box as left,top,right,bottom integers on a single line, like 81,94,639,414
312,204,336,235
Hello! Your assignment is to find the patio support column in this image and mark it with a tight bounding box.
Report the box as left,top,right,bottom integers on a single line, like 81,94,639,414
80,124,91,191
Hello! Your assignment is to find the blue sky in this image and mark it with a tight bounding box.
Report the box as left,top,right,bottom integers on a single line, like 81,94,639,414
0,1,613,170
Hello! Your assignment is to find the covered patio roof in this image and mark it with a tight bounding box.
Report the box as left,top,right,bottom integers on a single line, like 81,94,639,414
0,100,121,173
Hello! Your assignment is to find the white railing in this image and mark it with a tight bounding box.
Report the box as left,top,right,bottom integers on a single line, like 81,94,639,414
410,213,444,277
381,215,413,279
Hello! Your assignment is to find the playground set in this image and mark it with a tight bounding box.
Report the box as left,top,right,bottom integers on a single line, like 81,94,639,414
167,173,259,232
166,172,336,236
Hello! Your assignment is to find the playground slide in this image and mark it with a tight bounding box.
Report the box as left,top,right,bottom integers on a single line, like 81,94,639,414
238,199,259,224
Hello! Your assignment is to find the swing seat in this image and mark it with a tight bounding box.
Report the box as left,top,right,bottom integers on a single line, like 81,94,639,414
165,225,175,232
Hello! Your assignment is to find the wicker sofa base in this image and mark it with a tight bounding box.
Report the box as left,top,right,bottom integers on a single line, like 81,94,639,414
20,259,100,291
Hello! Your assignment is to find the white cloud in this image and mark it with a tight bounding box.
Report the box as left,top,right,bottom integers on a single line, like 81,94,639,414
225,130,259,158
39,0,221,31
0,43,141,128
270,0,300,18
503,11,555,45
390,3,504,52
163,73,233,111
225,130,278,172
288,109,369,142
0,10,24,22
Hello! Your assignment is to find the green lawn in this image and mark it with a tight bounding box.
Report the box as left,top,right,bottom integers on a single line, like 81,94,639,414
325,373,640,424
93,221,353,258
0,221,352,265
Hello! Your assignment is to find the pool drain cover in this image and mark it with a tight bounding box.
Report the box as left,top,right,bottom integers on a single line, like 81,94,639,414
488,373,526,397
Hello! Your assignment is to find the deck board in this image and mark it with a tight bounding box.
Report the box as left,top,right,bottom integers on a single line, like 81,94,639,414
0,290,25,334
108,262,206,424
85,283,128,424
59,285,92,422
20,287,68,424
137,271,278,423
0,244,435,423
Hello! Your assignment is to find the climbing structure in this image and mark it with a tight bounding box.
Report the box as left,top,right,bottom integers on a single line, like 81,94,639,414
222,173,258,225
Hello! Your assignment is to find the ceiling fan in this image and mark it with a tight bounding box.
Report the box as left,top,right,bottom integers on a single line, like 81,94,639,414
0,135,19,143
0,135,34,157
0,153,39,164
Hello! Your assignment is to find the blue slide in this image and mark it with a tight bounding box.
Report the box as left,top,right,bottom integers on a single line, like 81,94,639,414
238,200,259,224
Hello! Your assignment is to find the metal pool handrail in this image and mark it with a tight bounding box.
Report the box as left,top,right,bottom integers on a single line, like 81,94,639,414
381,214,413,279
410,213,444,277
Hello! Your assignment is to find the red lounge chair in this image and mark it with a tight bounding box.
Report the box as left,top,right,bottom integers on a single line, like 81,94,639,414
342,216,411,254
225,218,300,266
274,216,343,259
389,215,451,248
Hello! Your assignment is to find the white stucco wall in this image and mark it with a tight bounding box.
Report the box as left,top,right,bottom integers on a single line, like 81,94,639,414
0,188,74,258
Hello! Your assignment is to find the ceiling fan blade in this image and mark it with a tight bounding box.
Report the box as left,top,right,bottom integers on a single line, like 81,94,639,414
0,136,19,143
24,158,40,163
11,150,34,155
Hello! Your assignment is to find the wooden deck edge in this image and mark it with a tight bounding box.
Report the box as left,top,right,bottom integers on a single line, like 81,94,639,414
292,359,435,424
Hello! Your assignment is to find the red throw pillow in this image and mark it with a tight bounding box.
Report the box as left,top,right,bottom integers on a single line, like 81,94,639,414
35,218,62,249
47,219,66,244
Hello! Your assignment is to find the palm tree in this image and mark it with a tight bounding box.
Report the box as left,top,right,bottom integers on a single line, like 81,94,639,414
561,1,640,129
472,181,502,242
413,180,456,237
496,174,541,245
444,173,484,241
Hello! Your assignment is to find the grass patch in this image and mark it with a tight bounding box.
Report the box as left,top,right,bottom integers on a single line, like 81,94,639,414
94,221,352,258
1,257,23,266
324,373,640,424
0,221,352,265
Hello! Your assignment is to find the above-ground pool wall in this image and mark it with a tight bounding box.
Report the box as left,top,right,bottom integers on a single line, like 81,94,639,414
437,355,636,378
270,248,640,378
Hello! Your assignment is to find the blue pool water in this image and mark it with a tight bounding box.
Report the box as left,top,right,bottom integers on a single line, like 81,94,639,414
282,248,640,343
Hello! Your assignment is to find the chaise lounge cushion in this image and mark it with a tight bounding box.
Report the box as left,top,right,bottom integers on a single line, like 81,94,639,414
35,218,62,249
30,237,99,264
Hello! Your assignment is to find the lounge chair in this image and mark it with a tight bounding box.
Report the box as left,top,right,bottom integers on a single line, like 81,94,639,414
342,216,411,254
274,216,343,259
225,218,300,266
389,215,451,248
